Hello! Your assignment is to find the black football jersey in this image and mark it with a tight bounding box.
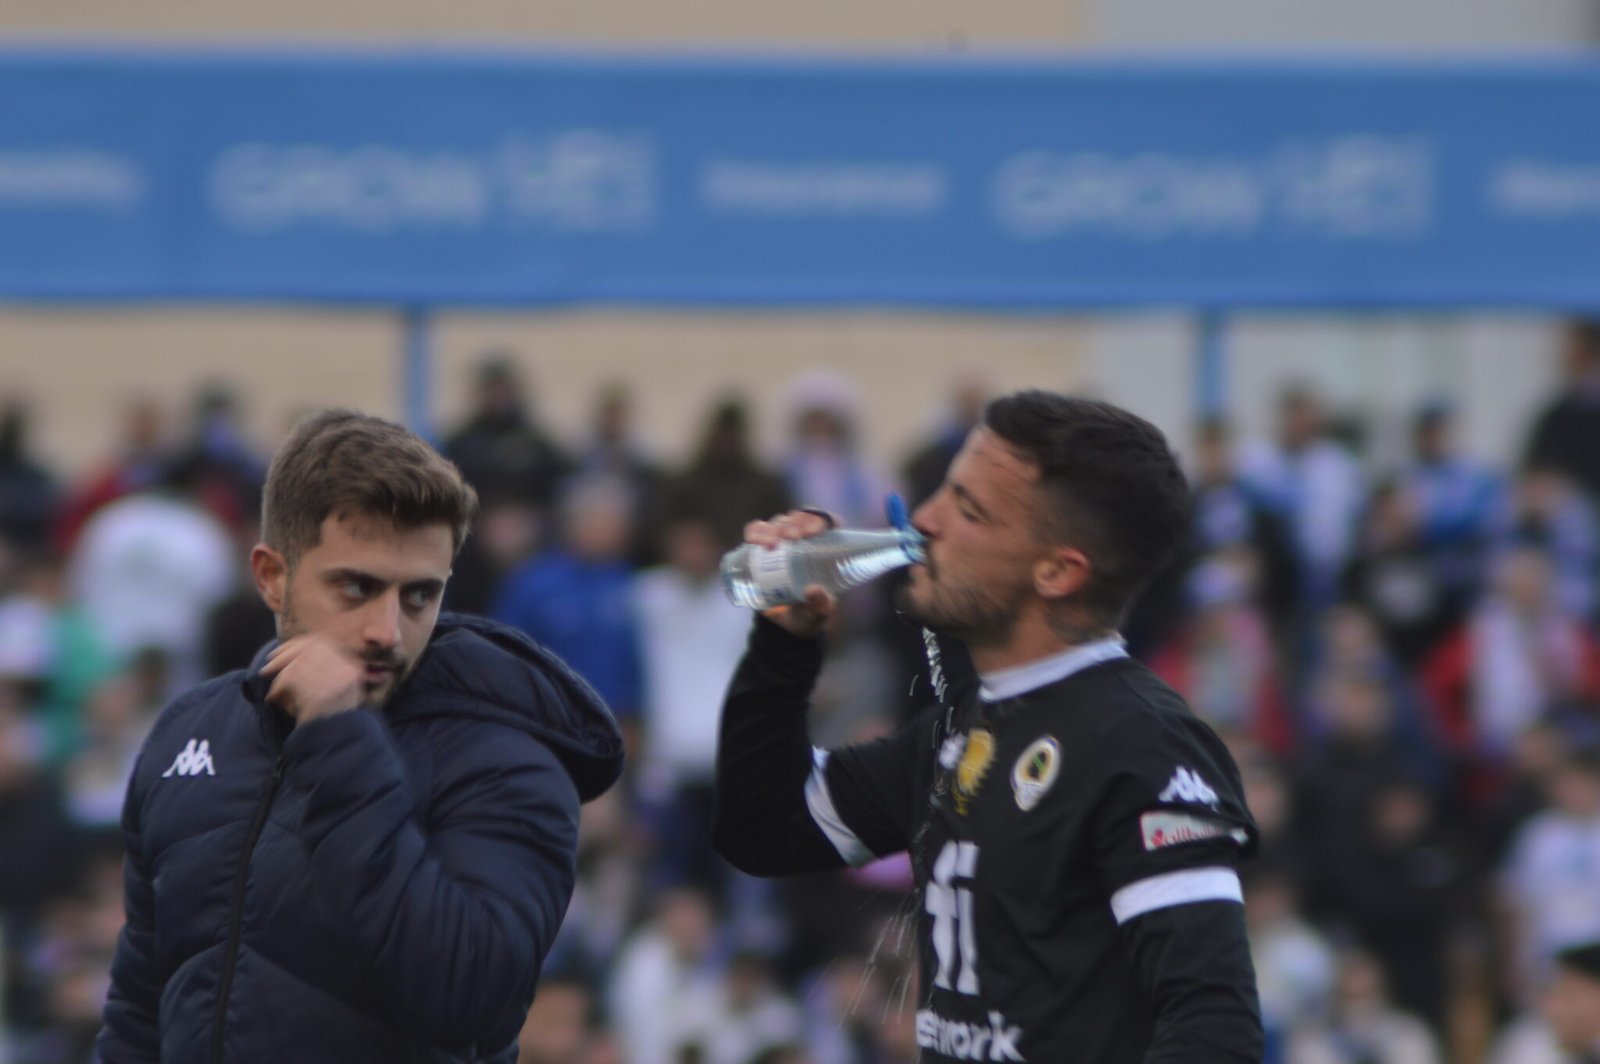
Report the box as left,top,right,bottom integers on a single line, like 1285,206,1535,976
809,655,1258,1062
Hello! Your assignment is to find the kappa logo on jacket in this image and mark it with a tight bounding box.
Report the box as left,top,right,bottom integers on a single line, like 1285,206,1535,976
161,738,216,778
1157,766,1218,809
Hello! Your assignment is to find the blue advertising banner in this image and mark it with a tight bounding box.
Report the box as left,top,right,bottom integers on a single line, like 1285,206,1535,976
3,50,1600,309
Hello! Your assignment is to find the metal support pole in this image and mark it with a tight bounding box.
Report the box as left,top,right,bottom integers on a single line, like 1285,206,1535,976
402,306,433,442
1196,311,1229,420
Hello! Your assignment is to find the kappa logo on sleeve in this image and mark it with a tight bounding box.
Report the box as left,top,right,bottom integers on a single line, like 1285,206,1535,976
1157,766,1219,809
1140,810,1249,852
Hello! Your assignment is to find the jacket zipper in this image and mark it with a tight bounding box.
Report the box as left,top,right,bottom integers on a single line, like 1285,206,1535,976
209,755,285,1064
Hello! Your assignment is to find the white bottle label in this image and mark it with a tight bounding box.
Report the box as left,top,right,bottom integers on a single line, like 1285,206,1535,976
750,544,797,602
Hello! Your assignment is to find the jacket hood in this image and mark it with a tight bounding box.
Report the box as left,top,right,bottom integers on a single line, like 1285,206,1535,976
246,613,624,803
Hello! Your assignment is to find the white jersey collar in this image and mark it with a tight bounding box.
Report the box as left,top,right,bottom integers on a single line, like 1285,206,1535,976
978,636,1129,703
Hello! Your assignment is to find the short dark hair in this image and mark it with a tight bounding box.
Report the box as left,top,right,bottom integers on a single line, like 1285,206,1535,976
262,410,478,566
983,391,1190,627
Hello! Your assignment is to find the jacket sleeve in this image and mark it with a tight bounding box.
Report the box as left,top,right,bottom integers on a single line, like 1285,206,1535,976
97,759,162,1062
280,708,579,1054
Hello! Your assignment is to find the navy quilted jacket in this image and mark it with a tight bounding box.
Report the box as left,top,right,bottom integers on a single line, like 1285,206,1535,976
98,613,624,1063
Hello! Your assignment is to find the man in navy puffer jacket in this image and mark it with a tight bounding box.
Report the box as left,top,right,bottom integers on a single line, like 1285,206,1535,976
97,410,624,1063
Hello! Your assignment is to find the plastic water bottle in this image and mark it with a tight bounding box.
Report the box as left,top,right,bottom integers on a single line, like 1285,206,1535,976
721,496,926,610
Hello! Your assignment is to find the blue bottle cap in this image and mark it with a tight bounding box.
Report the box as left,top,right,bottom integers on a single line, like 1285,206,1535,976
886,492,910,531
885,493,926,563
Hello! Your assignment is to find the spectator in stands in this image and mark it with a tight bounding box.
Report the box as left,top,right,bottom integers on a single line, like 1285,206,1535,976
781,371,889,532
1340,479,1468,669
1240,749,1309,887
1543,942,1600,1062
1189,416,1299,628
444,353,572,514
1400,400,1502,595
1240,383,1366,609
1295,672,1444,923
1318,776,1471,1031
493,475,643,730
167,383,266,535
1242,859,1337,1062
443,496,544,617
1525,320,1600,500
66,463,235,695
0,397,59,554
52,397,170,555
0,697,78,934
674,949,804,1064
655,397,791,552
1422,544,1600,780
1303,605,1443,783
1493,466,1600,619
515,976,598,1064
573,383,660,566
607,887,723,1064
1481,721,1569,870
442,355,572,612
1287,947,1442,1064
1488,939,1600,1064
1150,548,1294,755
0,549,117,764
1499,749,1600,1007
12,848,123,1064
632,511,752,894
61,653,165,837
1488,1007,1569,1064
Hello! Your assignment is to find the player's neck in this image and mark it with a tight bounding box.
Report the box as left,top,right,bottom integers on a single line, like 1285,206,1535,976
968,616,1113,674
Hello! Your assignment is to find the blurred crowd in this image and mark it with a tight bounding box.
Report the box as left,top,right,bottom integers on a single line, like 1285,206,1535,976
5,329,1600,1063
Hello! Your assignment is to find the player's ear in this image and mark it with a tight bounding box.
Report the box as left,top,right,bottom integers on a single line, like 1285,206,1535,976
1034,546,1089,601
251,544,289,614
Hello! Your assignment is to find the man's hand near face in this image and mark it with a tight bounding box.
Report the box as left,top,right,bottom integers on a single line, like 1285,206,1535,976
261,635,371,723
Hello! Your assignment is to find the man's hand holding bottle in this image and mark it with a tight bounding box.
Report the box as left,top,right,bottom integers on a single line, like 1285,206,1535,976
738,509,839,638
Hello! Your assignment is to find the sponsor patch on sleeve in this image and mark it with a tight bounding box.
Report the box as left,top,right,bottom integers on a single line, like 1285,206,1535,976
1140,810,1249,852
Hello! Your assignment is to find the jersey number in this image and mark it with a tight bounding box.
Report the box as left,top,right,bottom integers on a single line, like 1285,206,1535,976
926,840,980,994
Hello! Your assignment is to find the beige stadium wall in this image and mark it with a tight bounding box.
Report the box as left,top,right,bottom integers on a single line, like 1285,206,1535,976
0,0,1091,482
0,307,1090,482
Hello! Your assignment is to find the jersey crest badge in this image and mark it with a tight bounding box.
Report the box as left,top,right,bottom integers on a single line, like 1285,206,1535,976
1012,736,1060,812
954,728,995,814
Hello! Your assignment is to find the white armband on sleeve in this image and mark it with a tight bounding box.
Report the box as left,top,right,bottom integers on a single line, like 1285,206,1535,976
1109,866,1243,925
804,748,875,867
